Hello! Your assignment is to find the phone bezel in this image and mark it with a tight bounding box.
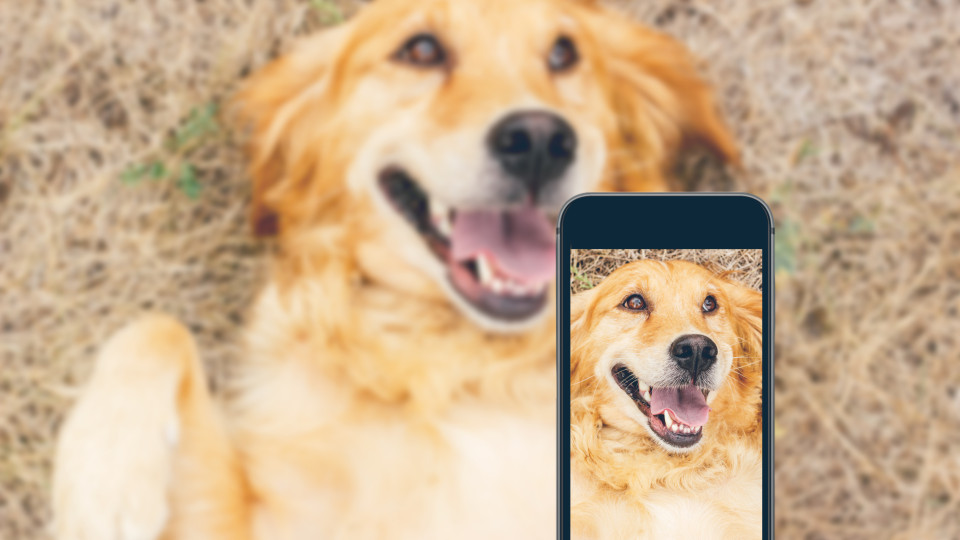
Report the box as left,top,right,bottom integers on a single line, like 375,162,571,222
556,193,775,540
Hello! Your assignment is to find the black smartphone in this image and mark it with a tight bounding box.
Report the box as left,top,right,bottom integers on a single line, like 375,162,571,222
557,193,774,540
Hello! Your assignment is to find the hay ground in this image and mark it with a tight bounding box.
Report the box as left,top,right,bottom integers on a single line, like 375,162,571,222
570,249,763,294
2,0,960,538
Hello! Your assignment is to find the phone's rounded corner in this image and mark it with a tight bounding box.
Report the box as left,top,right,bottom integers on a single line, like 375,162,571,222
736,193,775,231
556,192,601,232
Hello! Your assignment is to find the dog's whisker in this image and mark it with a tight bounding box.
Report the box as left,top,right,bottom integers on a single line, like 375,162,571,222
572,374,599,386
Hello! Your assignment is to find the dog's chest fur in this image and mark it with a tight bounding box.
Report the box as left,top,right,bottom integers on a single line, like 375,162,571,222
227,281,556,540
571,441,762,540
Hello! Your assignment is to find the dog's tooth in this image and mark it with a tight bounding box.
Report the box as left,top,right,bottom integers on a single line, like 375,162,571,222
430,200,452,237
435,215,452,237
431,200,448,220
671,424,679,433
664,412,673,429
491,278,505,294
642,389,651,402
476,254,493,285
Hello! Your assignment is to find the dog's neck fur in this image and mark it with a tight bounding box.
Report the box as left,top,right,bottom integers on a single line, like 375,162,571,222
233,223,556,419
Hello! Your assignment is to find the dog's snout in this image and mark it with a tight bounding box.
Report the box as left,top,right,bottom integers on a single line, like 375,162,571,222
670,334,718,381
488,111,576,194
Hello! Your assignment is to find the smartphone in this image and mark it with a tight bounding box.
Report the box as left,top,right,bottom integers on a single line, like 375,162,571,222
557,193,774,540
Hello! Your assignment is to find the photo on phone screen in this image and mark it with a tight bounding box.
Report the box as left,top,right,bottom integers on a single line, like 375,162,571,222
568,249,764,538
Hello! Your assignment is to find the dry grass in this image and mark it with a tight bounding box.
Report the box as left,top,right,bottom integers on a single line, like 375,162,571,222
571,249,763,294
1,0,959,538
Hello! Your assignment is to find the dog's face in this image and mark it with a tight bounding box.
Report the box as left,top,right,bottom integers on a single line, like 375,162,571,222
236,0,736,331
571,260,761,453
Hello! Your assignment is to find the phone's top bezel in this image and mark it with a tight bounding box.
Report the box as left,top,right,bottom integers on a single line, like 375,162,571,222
556,193,775,540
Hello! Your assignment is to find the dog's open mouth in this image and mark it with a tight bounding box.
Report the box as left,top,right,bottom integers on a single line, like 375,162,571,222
378,168,555,321
612,364,710,449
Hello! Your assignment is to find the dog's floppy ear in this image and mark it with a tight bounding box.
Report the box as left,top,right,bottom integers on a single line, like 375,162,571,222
232,25,352,236
725,281,763,380
584,10,738,190
570,285,602,372
570,286,598,335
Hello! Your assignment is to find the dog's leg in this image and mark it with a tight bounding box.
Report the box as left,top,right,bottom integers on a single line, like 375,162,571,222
53,315,249,540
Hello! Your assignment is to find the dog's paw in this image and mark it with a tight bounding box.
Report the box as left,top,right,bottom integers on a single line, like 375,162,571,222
53,395,177,540
52,315,194,540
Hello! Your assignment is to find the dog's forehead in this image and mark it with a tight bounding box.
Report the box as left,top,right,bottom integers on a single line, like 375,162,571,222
336,0,601,130
604,261,718,303
370,0,582,45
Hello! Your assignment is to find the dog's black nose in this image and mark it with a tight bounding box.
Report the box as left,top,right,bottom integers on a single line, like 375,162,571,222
488,111,576,194
669,334,718,381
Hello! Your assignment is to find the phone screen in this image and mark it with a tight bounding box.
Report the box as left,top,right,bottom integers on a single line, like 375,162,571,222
557,195,772,540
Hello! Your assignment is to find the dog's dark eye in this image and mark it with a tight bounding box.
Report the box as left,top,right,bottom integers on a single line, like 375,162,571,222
621,294,647,311
394,33,446,67
548,36,578,72
702,295,718,313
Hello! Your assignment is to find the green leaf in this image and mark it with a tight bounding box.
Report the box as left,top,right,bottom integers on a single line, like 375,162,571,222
177,162,202,200
120,163,148,184
571,266,593,289
768,179,795,205
310,0,345,23
794,138,817,164
172,102,219,150
849,215,874,233
775,219,799,277
148,161,167,180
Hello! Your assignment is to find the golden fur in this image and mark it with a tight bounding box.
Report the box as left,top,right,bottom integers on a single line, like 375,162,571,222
569,260,763,539
52,0,737,538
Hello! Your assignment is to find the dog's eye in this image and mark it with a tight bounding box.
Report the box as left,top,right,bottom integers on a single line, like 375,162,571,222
548,36,578,72
702,295,718,313
395,33,446,67
621,294,647,311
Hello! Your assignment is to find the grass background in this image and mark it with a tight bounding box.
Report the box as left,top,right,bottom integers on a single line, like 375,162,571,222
570,249,763,294
2,0,960,538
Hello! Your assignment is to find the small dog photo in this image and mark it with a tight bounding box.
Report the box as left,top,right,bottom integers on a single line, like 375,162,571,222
569,249,763,540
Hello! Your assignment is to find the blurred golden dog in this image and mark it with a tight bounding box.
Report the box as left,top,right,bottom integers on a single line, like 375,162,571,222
52,0,735,538
570,260,762,539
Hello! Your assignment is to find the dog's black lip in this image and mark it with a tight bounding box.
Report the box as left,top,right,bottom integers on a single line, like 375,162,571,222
611,363,707,449
377,167,550,322
612,363,650,408
377,168,446,245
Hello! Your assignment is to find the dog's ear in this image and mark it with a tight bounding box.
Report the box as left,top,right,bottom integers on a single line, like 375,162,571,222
725,282,763,379
584,10,738,190
570,286,598,335
569,286,602,374
231,25,352,236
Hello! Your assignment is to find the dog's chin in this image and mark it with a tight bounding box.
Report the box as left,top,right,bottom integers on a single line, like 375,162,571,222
376,167,557,332
611,364,712,453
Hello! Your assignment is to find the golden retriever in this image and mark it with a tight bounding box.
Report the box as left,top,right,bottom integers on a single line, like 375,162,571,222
52,0,736,538
569,260,763,539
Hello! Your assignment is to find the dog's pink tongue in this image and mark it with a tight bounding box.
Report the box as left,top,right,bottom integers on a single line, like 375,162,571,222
651,385,710,427
450,206,555,283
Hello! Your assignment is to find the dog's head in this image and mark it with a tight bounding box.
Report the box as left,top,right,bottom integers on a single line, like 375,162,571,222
234,0,737,331
571,260,761,453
